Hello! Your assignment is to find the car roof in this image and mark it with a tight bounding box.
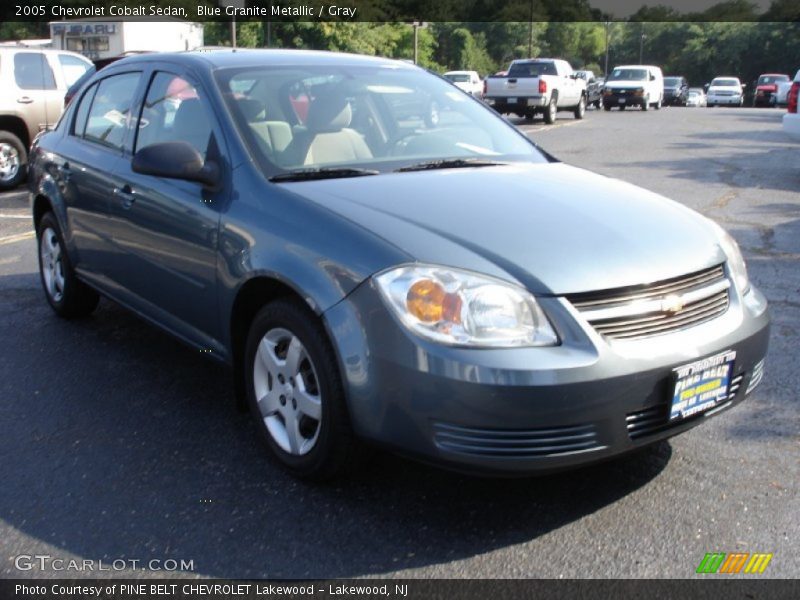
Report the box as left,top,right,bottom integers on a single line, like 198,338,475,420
112,48,413,71
613,65,661,70
0,46,91,61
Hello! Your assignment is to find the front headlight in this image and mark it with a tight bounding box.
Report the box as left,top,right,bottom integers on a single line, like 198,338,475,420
711,222,750,294
374,265,558,348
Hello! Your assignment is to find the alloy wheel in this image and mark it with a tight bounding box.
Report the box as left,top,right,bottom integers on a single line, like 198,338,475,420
0,143,20,183
253,327,322,456
40,227,65,303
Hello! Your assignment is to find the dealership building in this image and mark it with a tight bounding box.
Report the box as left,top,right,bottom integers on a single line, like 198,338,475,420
48,18,204,61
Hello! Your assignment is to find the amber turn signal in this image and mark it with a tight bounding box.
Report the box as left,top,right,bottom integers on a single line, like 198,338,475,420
406,279,462,324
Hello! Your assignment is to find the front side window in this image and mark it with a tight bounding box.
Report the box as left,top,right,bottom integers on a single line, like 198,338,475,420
217,64,544,176
83,72,141,150
135,72,212,160
58,54,91,87
14,52,57,90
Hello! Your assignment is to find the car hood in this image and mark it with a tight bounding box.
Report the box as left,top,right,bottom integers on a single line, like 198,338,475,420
287,162,725,295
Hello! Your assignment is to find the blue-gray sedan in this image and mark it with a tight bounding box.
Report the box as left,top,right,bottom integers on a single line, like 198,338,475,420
28,50,769,479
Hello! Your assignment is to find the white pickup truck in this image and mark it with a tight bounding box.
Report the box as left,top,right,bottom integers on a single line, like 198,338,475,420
483,58,587,124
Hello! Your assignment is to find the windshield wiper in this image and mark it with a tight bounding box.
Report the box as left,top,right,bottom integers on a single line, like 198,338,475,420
395,158,508,173
269,167,380,182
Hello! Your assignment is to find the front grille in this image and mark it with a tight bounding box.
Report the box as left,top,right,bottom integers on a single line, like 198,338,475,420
626,373,744,440
568,265,730,341
432,422,603,458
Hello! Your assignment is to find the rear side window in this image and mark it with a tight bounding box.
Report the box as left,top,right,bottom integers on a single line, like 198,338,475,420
83,72,141,151
58,54,91,87
14,53,57,90
72,83,98,137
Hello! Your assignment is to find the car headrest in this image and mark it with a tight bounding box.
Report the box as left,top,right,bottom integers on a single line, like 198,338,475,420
237,98,266,122
172,98,206,136
305,89,352,133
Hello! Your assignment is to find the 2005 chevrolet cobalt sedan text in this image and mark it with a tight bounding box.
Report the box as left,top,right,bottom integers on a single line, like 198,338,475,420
29,50,769,479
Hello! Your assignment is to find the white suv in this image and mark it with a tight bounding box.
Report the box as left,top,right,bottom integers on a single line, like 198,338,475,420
0,46,92,189
706,76,744,107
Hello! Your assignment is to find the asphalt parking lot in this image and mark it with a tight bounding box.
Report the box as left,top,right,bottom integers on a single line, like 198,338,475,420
1,106,798,579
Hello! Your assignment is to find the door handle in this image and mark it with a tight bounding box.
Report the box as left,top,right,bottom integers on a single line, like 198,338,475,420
113,185,136,209
17,96,34,104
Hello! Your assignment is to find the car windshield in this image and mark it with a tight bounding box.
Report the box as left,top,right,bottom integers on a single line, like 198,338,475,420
688,90,701,96
663,77,681,86
445,73,471,83
609,68,648,81
758,75,788,84
711,78,739,87
216,64,546,176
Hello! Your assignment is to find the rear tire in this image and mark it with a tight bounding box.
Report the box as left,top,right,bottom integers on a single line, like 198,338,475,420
0,131,27,191
36,212,99,318
574,95,586,119
244,299,358,480
603,104,612,111
543,96,557,124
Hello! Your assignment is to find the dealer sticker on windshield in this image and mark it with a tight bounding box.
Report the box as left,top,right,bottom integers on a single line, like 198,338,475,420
670,350,736,421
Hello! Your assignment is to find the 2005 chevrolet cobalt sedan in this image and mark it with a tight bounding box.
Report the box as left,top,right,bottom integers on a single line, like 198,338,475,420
29,50,769,479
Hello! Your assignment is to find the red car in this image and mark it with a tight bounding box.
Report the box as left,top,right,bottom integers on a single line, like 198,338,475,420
753,73,790,107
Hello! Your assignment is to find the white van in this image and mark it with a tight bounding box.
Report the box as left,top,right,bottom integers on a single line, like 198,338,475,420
602,65,664,111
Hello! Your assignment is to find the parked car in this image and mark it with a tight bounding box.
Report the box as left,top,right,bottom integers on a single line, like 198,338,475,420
775,78,793,107
685,88,707,107
602,65,664,111
753,73,790,107
663,76,689,106
484,58,587,123
574,70,603,108
0,46,92,190
706,77,744,107
29,50,769,480
783,69,800,139
443,70,483,98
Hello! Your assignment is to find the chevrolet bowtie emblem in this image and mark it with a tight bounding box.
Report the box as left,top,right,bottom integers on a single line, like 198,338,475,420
661,294,685,314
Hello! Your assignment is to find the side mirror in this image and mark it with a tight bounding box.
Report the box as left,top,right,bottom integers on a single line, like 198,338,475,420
650,74,656,81
132,141,219,187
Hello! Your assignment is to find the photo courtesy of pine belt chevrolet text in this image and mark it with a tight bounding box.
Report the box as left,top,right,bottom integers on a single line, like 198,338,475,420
28,50,770,480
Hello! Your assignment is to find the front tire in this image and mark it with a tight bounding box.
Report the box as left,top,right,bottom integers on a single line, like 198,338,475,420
244,299,357,480
642,95,650,111
36,212,99,318
0,131,27,191
654,96,662,110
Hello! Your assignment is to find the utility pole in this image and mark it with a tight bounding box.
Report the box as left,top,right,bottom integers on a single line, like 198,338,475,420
604,20,611,77
220,0,244,48
411,21,427,65
528,0,534,57
639,25,646,64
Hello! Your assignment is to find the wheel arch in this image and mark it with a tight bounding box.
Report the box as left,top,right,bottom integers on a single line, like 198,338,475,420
0,115,31,152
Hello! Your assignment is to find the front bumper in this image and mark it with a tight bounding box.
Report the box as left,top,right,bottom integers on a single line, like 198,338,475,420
325,279,770,475
708,95,742,105
602,92,646,108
